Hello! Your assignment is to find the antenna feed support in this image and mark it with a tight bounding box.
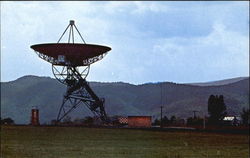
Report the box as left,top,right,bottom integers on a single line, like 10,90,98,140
69,20,75,25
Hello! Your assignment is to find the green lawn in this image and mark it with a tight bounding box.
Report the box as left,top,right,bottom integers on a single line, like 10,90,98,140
1,126,249,158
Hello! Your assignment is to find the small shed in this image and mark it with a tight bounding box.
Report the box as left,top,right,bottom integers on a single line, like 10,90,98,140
128,116,152,128
223,116,241,126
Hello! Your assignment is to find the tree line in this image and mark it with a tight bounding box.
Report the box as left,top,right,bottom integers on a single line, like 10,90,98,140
1,94,249,126
153,94,249,127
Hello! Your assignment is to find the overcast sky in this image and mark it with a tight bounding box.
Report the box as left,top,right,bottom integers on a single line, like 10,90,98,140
1,1,249,84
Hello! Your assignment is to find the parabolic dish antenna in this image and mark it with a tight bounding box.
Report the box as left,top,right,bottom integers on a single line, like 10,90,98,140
30,20,111,123
30,43,111,66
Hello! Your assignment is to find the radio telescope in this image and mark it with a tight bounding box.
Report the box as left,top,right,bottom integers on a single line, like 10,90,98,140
31,20,111,123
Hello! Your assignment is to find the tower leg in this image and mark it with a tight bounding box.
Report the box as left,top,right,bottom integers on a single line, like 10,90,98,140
56,79,108,123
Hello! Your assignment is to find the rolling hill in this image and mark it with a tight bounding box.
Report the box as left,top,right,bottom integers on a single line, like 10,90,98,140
1,75,249,124
188,77,249,86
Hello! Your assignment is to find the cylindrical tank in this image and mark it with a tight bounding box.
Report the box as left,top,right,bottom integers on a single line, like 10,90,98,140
31,107,40,125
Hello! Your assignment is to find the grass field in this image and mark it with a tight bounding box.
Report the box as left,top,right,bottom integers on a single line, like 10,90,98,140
1,126,249,158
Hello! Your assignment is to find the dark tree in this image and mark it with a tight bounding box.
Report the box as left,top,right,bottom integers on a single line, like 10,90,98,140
1,117,15,125
50,119,57,125
241,108,250,126
153,118,160,125
187,117,193,126
208,95,227,125
162,116,169,126
186,117,203,126
83,116,94,125
170,115,176,125
73,117,85,125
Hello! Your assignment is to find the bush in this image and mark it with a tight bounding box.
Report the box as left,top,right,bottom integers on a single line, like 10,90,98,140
1,117,15,125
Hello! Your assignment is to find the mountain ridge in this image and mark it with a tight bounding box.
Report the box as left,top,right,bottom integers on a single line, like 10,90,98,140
3,75,248,86
188,77,249,86
1,75,249,124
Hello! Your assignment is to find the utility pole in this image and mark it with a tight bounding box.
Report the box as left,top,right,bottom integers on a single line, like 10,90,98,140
160,106,163,128
160,83,163,128
203,115,206,129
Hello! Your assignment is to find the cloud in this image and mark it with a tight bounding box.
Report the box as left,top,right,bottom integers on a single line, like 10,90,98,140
132,2,169,14
1,1,249,84
152,22,249,82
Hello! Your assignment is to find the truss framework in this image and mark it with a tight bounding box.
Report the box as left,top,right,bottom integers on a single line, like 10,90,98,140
54,21,109,123
56,77,108,123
